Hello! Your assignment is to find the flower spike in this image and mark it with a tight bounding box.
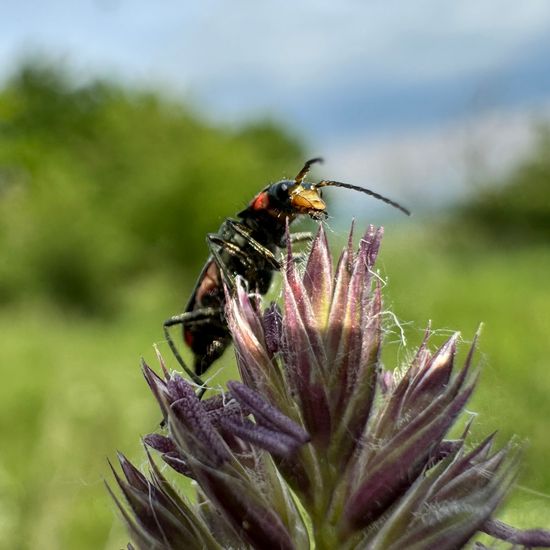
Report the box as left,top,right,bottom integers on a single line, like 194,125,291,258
112,223,550,549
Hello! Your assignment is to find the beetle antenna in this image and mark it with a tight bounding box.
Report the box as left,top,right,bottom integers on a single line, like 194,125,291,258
294,157,323,184
316,180,411,216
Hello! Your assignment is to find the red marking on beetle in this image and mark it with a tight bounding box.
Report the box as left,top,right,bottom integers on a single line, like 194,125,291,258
251,191,269,211
184,328,194,347
195,261,220,305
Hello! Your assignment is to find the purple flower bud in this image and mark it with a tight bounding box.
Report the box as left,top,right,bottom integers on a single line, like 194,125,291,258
167,374,231,467
143,433,177,454
228,381,309,444
220,416,303,458
263,303,283,355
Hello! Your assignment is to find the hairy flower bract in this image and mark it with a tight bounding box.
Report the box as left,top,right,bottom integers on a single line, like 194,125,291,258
109,224,550,550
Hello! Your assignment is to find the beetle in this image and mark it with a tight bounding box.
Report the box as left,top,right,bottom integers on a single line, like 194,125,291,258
163,158,409,392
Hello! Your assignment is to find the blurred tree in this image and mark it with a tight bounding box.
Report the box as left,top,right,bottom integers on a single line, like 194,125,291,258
0,61,304,313
457,124,550,245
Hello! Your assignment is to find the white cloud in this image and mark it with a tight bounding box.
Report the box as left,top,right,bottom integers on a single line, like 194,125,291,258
328,102,550,213
3,1,550,91
151,0,550,89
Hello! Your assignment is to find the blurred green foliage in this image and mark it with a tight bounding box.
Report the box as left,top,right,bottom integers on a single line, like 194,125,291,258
456,125,550,244
0,62,303,314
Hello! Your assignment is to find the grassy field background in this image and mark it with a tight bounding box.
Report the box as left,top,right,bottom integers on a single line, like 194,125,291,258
1,222,549,549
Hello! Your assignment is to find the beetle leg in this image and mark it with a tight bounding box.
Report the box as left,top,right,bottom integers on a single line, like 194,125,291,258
225,220,281,270
163,307,223,398
276,230,314,249
206,236,239,291
207,235,255,268
224,219,252,236
292,252,308,264
164,307,223,327
289,231,313,244
207,231,281,287
196,338,228,377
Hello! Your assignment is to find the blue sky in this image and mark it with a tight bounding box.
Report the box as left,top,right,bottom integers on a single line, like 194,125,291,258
2,1,550,213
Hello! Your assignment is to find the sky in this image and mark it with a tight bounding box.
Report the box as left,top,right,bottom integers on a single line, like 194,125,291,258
1,0,550,214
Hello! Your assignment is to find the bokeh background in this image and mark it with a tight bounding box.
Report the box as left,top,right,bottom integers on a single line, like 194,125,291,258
1,2,550,548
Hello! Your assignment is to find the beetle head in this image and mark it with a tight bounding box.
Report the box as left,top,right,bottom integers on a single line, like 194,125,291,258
242,157,410,221
267,179,327,220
